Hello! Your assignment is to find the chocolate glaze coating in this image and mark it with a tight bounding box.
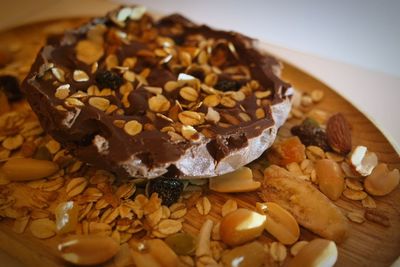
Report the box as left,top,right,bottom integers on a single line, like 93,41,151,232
22,6,292,179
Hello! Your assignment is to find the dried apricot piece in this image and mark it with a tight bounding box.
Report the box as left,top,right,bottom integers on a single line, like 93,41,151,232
267,136,306,166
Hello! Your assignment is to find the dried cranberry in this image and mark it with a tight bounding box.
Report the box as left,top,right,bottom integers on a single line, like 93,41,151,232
95,70,123,90
0,75,23,102
291,118,331,151
147,177,183,206
214,79,242,92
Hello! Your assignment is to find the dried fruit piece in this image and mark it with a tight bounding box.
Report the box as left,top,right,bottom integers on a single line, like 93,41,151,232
165,232,196,255
220,208,266,246
221,241,265,267
95,70,123,90
1,158,59,181
147,177,183,206
349,146,378,176
58,235,119,265
326,113,352,155
315,159,345,201
256,202,300,245
291,119,330,151
55,201,79,234
287,239,338,267
267,136,306,166
209,167,260,193
364,163,399,196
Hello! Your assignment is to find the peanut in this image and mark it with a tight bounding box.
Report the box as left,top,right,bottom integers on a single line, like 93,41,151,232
256,202,300,245
287,239,338,267
1,158,59,181
220,208,266,246
58,235,119,265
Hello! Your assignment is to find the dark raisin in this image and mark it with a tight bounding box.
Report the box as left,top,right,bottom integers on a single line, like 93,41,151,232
291,118,331,151
0,75,23,102
146,177,184,206
214,79,242,92
95,70,123,90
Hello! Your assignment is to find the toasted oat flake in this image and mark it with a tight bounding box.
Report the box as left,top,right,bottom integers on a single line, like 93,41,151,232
255,90,271,99
55,84,71,100
343,188,367,200
345,178,363,191
2,134,24,150
220,96,236,108
148,94,171,112
88,97,110,111
13,216,30,234
270,242,287,262
73,70,89,82
347,211,365,223
76,40,104,65
51,67,65,82
158,219,182,235
311,89,324,102
196,196,211,215
361,195,377,209
65,97,84,107
66,177,88,198
29,218,56,239
179,111,204,126
124,120,143,136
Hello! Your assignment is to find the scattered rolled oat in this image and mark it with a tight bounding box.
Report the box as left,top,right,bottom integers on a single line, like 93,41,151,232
196,196,211,215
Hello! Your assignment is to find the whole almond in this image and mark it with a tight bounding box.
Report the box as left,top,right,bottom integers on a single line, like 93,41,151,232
326,113,352,155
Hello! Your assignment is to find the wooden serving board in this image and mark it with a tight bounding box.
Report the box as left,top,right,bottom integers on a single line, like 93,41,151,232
0,18,399,267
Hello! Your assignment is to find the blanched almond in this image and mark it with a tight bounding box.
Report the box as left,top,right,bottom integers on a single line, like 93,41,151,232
220,208,266,246
287,239,338,267
58,235,119,265
209,167,260,193
1,158,59,181
315,159,345,201
256,202,300,245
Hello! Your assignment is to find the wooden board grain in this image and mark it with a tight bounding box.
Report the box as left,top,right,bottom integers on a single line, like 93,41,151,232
0,18,399,267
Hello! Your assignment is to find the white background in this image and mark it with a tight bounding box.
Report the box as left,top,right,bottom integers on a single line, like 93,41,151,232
0,1,399,265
